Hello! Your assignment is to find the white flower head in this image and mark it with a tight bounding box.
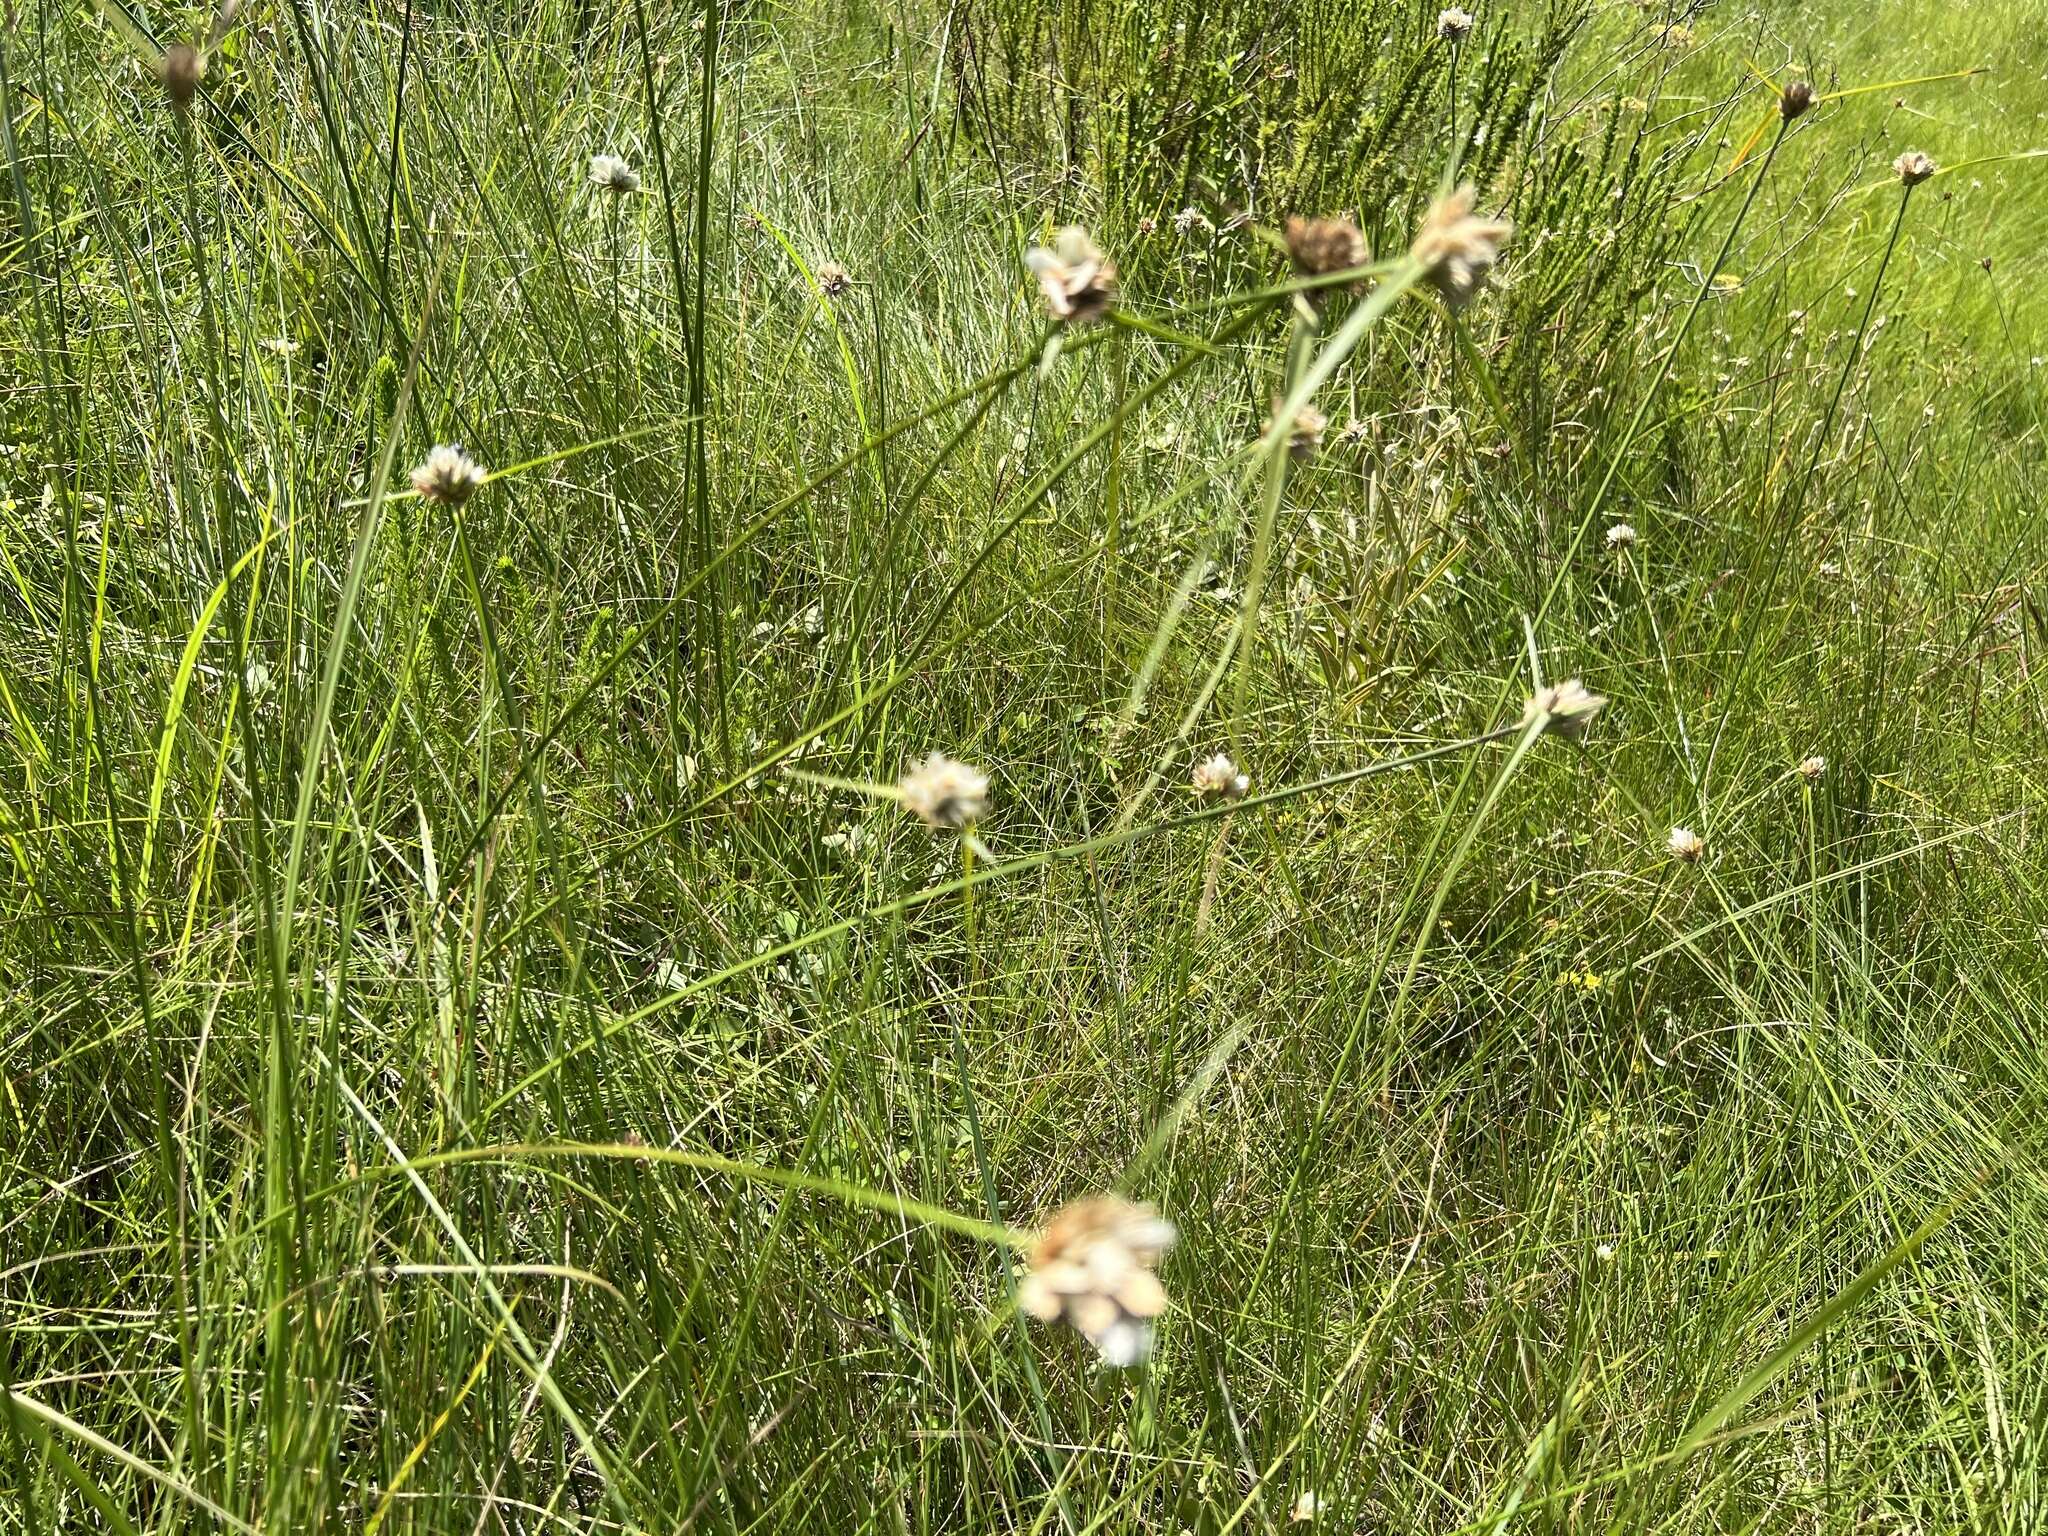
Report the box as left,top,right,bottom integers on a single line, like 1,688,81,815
1018,1196,1176,1367
1797,754,1826,783
1436,6,1475,41
1667,825,1705,863
588,152,640,195
897,752,990,829
1192,752,1249,801
815,260,852,298
1291,1490,1323,1522
1893,150,1937,186
1605,522,1637,550
410,445,486,506
1024,226,1118,325
1519,678,1605,739
1410,185,1511,308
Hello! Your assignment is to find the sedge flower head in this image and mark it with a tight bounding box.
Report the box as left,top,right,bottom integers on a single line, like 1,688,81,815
815,260,852,298
1667,825,1705,863
411,445,486,506
1780,80,1815,120
1436,6,1475,41
898,752,990,829
1017,1196,1176,1367
1192,752,1249,801
161,42,205,108
1284,215,1368,292
1275,399,1328,461
1024,226,1118,325
1520,678,1605,739
588,153,640,195
1797,754,1826,783
1409,185,1511,309
1605,522,1637,550
1893,150,1937,186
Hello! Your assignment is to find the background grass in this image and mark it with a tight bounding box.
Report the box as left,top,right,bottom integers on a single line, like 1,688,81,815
2,0,2046,1530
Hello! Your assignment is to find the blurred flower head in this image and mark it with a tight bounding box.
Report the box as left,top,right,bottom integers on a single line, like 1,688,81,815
898,752,990,829
1018,1196,1176,1367
161,43,205,108
1893,150,1937,186
411,445,486,506
588,152,640,195
1410,185,1511,308
1667,825,1705,863
816,260,853,298
1025,226,1118,325
1192,752,1250,801
1797,754,1827,783
1275,399,1328,461
1605,522,1637,550
1284,215,1368,292
1520,679,1605,738
1780,79,1815,120
1436,6,1474,41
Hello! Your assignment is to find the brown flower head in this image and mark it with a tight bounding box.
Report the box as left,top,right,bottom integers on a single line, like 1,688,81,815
816,261,853,298
1519,678,1605,739
1797,754,1826,784
1025,226,1118,325
161,43,205,108
1436,6,1475,41
1409,185,1511,308
1274,399,1328,461
1017,1196,1176,1367
1667,825,1705,863
1780,80,1815,120
1284,215,1368,296
1893,150,1937,186
897,752,990,829
410,445,486,507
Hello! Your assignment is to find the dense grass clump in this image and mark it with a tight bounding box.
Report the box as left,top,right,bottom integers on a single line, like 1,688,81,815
2,0,2046,1530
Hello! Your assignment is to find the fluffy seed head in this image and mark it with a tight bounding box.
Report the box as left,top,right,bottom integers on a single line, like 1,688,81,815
1780,79,1815,120
816,261,852,298
1284,215,1368,298
1436,6,1474,41
1797,754,1827,783
1605,522,1637,550
1667,825,1705,863
1017,1196,1176,1367
1893,150,1937,186
410,445,486,507
588,153,640,195
1275,399,1328,461
162,43,205,107
1024,226,1118,325
897,752,990,829
1520,678,1606,739
1409,185,1511,309
1192,752,1249,801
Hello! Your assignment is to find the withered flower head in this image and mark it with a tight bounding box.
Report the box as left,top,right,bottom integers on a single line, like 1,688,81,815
1409,185,1511,309
1024,226,1118,325
1017,1196,1176,1367
897,752,990,829
410,445,486,507
588,153,640,195
1893,150,1937,186
1797,754,1826,783
1667,825,1705,863
1192,752,1249,801
1520,678,1605,739
161,43,205,108
1284,215,1369,295
816,260,852,298
1274,399,1328,461
1780,80,1815,120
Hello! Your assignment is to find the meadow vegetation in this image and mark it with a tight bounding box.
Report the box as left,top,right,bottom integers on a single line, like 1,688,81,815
2,0,2046,1529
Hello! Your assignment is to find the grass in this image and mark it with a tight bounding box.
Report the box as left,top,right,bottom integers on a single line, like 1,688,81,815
2,0,2046,1530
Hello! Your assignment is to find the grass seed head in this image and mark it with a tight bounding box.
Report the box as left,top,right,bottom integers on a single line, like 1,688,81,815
1436,6,1475,41
1024,226,1118,325
588,152,641,195
1410,185,1511,309
1521,678,1605,739
1893,150,1937,186
410,445,486,506
1192,752,1249,801
1667,825,1705,862
897,752,990,829
1018,1196,1176,1368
